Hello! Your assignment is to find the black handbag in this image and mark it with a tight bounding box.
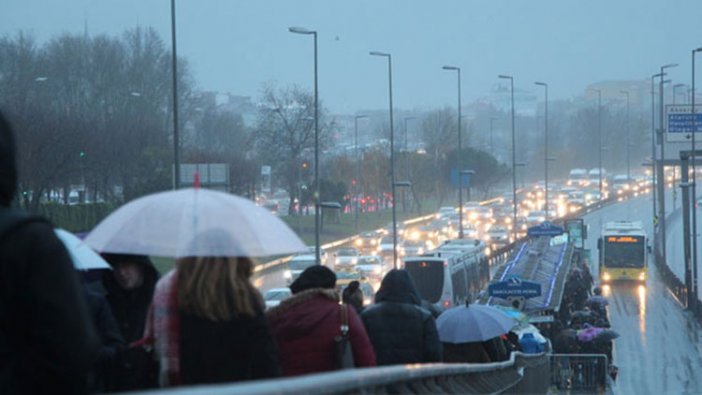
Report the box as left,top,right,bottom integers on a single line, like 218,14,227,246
334,304,354,369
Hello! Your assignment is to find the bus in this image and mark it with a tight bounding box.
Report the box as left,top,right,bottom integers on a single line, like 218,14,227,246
403,239,489,311
598,221,647,282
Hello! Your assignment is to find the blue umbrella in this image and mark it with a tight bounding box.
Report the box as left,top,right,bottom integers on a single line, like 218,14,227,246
437,303,517,343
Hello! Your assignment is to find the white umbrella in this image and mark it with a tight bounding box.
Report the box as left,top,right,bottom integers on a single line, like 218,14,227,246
54,229,111,270
85,188,306,258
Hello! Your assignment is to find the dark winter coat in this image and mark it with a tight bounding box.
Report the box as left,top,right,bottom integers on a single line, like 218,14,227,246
267,288,376,376
84,288,124,393
102,255,159,343
179,300,281,385
102,254,159,391
361,270,442,365
0,210,99,394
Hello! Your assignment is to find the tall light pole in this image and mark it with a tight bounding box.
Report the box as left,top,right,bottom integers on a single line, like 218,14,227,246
370,51,398,269
659,63,678,259
535,82,549,219
588,88,603,200
354,115,369,233
289,26,320,265
652,72,664,231
443,65,464,238
499,75,517,241
621,90,631,181
170,0,181,189
691,48,702,309
403,116,416,214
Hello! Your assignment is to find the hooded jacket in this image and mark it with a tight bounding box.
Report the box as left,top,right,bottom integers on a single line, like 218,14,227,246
0,112,99,394
266,288,376,376
102,254,159,343
361,270,442,365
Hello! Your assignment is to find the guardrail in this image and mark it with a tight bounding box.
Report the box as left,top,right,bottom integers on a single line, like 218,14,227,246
131,352,550,395
550,354,611,394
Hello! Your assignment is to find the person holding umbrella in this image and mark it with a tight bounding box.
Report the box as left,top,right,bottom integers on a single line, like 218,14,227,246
436,301,517,363
85,188,316,386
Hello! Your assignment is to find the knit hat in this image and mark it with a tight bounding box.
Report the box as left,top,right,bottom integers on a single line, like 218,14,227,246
290,265,337,294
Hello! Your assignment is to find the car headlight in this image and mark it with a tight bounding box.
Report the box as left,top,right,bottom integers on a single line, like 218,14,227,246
373,266,382,274
603,272,611,281
284,270,292,279
351,258,358,265
335,258,341,265
371,239,377,245
355,239,362,246
417,248,423,255
639,272,646,281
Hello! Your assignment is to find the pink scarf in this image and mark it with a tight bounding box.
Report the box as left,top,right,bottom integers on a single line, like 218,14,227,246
132,270,181,387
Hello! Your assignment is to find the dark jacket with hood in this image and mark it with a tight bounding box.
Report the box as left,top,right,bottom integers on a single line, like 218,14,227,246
267,288,376,376
0,111,99,394
102,254,159,343
101,254,159,391
361,269,442,365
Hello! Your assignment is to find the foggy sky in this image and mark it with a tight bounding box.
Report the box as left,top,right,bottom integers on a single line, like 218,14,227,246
2,0,701,114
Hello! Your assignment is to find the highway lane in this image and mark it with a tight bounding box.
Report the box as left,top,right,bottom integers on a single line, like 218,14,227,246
583,192,702,394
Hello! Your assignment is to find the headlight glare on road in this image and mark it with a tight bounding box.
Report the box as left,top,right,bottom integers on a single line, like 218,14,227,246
603,272,610,281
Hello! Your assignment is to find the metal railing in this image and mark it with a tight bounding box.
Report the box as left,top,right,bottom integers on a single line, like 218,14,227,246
130,352,550,395
550,354,610,393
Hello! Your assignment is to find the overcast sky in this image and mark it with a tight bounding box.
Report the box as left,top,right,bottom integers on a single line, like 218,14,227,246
3,0,701,113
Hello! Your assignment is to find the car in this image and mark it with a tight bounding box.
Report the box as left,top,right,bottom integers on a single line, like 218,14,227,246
334,269,363,289
284,254,317,284
333,247,360,269
400,239,425,257
526,210,546,225
435,206,456,219
376,236,396,259
354,231,381,251
486,225,511,248
304,245,328,265
263,288,292,310
354,255,387,281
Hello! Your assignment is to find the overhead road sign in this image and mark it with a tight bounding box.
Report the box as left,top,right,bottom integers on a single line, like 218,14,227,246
527,221,565,237
666,104,702,143
488,277,542,299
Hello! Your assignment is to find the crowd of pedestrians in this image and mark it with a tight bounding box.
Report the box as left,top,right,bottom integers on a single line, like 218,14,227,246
0,110,531,394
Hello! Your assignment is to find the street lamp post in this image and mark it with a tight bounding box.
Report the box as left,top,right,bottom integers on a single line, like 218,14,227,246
403,116,416,214
444,65,464,238
535,82,549,219
621,90,631,181
354,115,369,233
499,75,518,241
659,63,678,259
691,48,702,310
289,26,321,265
170,0,181,190
651,73,664,234
370,51,399,269
588,88,603,201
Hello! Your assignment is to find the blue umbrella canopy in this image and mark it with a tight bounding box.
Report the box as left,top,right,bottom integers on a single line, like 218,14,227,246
437,303,517,343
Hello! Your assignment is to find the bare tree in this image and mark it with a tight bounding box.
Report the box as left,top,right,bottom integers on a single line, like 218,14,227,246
253,84,333,214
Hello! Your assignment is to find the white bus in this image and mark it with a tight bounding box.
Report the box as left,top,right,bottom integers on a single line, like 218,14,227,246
403,239,489,311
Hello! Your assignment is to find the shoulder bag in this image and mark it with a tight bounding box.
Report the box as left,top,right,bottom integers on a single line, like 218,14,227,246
334,304,354,369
